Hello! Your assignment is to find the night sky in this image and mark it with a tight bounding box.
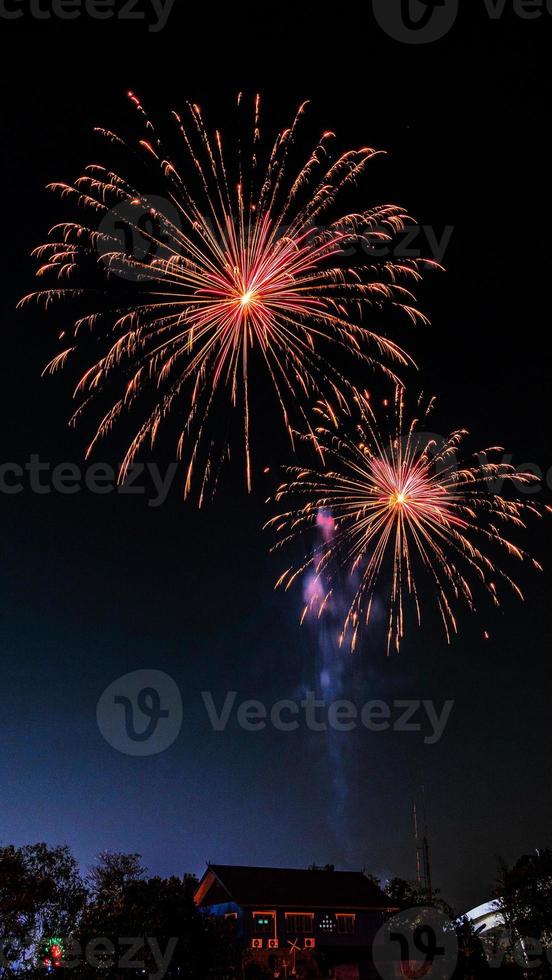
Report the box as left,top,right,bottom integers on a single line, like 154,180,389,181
2,3,552,915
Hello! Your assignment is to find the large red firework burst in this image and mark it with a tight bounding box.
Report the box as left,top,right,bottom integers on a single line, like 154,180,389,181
20,93,438,503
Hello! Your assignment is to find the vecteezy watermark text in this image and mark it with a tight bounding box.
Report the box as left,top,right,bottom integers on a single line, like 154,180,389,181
202,691,454,744
0,936,177,979
481,929,552,971
3,449,551,506
0,456,178,507
97,672,455,756
0,0,175,30
97,197,455,278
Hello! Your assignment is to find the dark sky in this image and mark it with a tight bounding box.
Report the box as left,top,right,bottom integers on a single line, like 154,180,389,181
1,3,552,915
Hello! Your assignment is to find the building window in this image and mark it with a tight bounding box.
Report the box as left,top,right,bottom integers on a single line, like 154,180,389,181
285,914,313,934
319,915,335,933
336,914,355,935
254,913,275,934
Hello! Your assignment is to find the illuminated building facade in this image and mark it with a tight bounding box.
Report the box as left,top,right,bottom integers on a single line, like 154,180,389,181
194,864,392,978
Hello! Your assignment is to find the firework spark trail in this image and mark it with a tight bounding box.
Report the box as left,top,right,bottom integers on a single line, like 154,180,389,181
267,388,542,654
19,93,439,504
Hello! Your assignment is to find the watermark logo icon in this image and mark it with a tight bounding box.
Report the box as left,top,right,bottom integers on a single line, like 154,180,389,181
372,0,459,43
97,670,183,756
97,195,183,282
373,907,458,980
